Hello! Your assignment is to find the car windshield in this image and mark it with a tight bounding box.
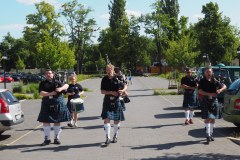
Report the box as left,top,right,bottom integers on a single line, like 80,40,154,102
213,69,229,78
227,79,240,95
0,91,19,105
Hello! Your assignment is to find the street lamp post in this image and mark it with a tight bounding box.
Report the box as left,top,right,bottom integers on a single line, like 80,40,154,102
2,54,7,89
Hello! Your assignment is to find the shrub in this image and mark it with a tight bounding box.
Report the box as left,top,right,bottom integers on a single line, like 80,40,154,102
83,87,91,92
13,93,32,100
153,90,178,95
12,84,26,94
33,90,40,99
27,83,39,93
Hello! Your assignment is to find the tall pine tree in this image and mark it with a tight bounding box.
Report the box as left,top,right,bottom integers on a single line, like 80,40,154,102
108,0,129,67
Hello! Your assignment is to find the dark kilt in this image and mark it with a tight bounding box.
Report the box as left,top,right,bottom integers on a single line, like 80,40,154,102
101,96,125,121
37,96,72,123
182,90,197,109
201,96,221,119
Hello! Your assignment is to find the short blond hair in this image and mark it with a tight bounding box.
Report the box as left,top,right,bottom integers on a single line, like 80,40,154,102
106,64,114,70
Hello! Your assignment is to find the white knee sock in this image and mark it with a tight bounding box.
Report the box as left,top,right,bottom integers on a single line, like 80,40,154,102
206,123,211,137
189,111,194,119
114,123,120,137
104,123,111,139
43,126,51,140
53,126,61,139
185,110,190,120
210,123,214,135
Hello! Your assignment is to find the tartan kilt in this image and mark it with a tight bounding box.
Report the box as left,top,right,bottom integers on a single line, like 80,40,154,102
182,90,197,109
101,96,125,121
37,95,72,123
201,96,221,119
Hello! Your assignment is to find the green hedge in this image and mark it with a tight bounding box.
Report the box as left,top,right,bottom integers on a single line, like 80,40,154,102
13,94,32,100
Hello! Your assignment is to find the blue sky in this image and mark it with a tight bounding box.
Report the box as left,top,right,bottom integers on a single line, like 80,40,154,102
0,0,240,43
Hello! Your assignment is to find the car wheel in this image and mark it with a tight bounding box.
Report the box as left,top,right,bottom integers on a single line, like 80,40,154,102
233,123,240,128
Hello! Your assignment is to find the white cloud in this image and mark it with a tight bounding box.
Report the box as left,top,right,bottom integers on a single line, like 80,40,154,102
0,24,27,30
16,0,61,10
126,10,141,18
16,0,59,5
192,14,204,20
100,14,110,20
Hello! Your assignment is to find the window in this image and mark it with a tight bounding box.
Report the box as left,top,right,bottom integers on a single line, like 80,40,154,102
0,91,18,105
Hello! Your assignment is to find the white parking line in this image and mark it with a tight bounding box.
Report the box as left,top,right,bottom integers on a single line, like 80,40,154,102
4,124,42,146
160,95,177,106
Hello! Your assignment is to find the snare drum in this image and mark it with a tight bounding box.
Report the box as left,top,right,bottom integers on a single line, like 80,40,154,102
70,98,84,113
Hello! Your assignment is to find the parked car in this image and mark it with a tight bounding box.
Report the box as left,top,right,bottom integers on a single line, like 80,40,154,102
22,74,45,84
0,75,14,83
223,79,240,127
9,73,22,81
0,89,24,134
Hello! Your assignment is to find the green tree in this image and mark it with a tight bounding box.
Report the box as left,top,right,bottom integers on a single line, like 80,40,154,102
36,36,75,70
124,16,152,71
160,0,180,40
194,2,239,65
0,33,29,72
107,0,129,67
141,1,169,72
61,0,98,74
24,1,65,70
165,16,199,67
16,57,25,71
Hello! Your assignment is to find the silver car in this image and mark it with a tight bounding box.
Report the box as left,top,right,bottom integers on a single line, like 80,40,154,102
0,89,24,134
223,79,240,127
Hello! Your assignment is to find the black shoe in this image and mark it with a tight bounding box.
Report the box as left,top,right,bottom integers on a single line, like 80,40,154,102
112,135,118,143
54,139,61,145
210,136,214,141
67,123,73,127
41,139,51,146
105,138,111,145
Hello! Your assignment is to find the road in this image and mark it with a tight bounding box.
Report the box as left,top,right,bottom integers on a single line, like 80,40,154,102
0,77,240,160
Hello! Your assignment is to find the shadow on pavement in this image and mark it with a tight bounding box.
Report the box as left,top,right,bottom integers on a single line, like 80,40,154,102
135,153,240,160
188,126,240,138
62,125,102,130
15,128,42,132
0,142,102,152
132,123,184,129
154,112,183,119
131,140,203,150
163,107,183,111
78,116,100,121
129,94,155,98
0,135,11,141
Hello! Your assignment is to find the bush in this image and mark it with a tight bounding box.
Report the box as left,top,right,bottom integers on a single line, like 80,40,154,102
13,93,32,100
12,84,26,94
153,90,178,95
83,87,91,92
27,83,39,93
33,90,40,99
76,74,91,81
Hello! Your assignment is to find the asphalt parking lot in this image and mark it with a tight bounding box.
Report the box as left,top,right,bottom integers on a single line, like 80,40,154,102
0,77,240,160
